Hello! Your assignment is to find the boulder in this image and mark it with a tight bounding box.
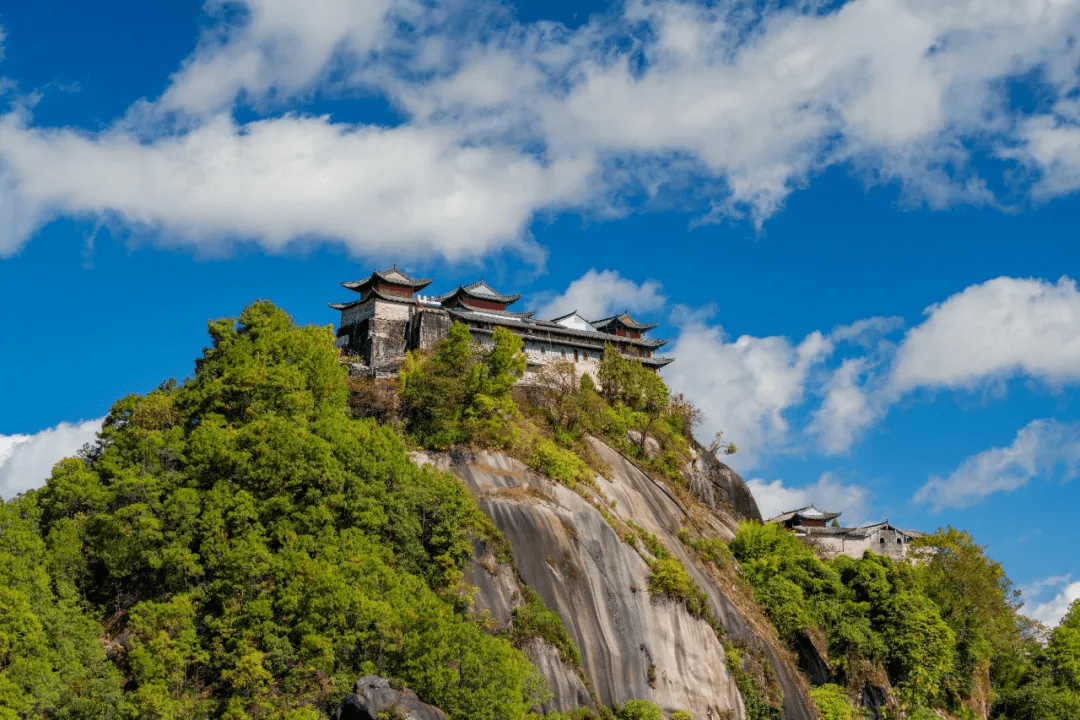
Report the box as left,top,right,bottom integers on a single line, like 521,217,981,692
337,676,448,720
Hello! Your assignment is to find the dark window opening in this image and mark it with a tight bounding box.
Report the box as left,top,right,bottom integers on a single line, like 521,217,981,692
879,538,885,544
574,350,579,361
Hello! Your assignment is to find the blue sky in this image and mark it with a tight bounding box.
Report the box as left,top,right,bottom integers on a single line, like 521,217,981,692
1,0,1079,625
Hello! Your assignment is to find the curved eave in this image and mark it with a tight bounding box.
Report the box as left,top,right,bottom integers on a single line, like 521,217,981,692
591,313,660,332
341,271,433,293
456,298,534,317
437,286,522,305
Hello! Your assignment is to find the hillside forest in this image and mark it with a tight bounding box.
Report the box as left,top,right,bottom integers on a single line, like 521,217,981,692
1,301,1077,720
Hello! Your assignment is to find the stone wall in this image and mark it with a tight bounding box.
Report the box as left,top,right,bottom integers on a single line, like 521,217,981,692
368,300,412,371
806,525,918,561
410,308,453,352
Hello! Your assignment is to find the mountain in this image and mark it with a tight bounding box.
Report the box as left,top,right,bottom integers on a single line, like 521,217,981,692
0,301,1076,720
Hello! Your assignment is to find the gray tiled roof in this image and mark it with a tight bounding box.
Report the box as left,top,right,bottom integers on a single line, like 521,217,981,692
436,280,522,305
342,266,433,292
767,505,843,524
447,308,669,350
590,312,660,332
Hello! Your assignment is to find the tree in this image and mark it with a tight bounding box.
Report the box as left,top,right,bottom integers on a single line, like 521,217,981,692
18,303,545,719
400,322,526,449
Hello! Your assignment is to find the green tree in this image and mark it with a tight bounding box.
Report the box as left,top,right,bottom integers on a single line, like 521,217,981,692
17,302,545,719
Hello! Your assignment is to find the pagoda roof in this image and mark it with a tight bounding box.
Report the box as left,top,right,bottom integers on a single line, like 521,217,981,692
437,280,521,305
328,286,420,311
767,505,842,524
590,312,659,332
342,266,433,293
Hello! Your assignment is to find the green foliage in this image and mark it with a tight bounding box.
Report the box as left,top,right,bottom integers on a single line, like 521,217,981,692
912,527,1024,695
731,521,962,712
809,684,855,720
508,586,583,670
670,711,693,720
647,556,711,620
401,323,526,449
679,531,733,569
611,699,663,720
527,436,596,489
0,499,126,719
10,302,545,719
1047,600,1080,693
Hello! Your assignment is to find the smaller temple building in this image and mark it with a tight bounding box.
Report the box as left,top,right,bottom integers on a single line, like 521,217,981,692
767,506,926,561
330,266,674,378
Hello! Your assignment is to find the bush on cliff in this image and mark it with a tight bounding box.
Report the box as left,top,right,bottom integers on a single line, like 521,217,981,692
4,302,546,720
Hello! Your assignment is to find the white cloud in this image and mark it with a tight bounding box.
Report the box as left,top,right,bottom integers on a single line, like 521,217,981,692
0,113,592,260
534,269,666,321
0,418,103,501
890,276,1080,392
663,316,832,468
1025,577,1080,628
913,419,1080,511
5,0,1080,257
809,357,884,454
153,0,400,119
747,471,872,526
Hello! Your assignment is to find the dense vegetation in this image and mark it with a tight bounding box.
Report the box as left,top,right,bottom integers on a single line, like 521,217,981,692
0,303,546,719
4,306,1077,720
730,521,1080,719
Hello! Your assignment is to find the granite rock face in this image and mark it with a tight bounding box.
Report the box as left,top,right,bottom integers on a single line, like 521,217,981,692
414,438,818,720
337,675,448,720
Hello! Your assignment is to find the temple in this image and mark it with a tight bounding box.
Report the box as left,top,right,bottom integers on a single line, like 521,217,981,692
330,266,674,378
766,506,926,561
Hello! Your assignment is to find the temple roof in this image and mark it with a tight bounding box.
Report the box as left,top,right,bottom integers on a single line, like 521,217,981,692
437,280,522,305
447,308,669,350
590,312,660,333
329,286,419,311
452,300,536,319
767,505,842,524
342,266,433,293
793,521,926,540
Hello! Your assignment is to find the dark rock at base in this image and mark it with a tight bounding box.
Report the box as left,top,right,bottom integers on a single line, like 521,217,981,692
861,683,889,720
794,629,833,685
336,676,448,720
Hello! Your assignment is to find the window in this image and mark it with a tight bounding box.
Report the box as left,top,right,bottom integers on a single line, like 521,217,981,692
879,538,885,544
574,349,579,361
540,346,546,355
897,538,902,544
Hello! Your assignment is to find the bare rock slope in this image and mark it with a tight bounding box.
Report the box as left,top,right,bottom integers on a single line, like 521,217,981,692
412,439,817,720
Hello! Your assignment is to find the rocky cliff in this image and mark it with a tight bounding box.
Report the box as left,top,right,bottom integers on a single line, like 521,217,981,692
413,438,818,720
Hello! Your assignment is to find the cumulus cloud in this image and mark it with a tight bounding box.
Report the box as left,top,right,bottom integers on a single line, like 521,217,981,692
890,277,1080,392
747,471,872,525
534,269,665,321
0,113,591,260
913,419,1080,511
1024,577,1080,628
0,418,103,500
807,276,1080,453
663,315,832,467
4,0,1080,257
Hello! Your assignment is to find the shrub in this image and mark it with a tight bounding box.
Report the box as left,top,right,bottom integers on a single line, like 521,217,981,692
648,556,710,620
810,684,855,720
613,699,664,720
508,586,582,669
